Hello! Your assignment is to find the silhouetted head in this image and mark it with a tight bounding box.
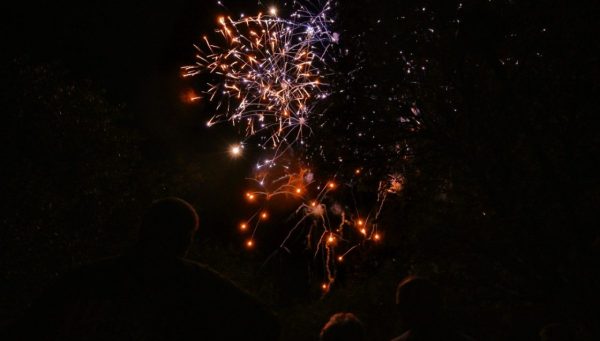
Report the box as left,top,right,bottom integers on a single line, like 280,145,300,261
137,197,199,257
395,276,443,329
319,312,365,341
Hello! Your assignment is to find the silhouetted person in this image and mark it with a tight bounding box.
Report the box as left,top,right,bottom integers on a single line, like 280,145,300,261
391,276,474,341
5,198,279,340
320,312,366,341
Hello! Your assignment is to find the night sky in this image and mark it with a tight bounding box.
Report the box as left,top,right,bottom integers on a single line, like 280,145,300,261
2,1,599,340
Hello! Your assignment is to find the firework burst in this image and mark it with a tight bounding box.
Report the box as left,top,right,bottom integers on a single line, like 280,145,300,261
182,1,335,161
184,1,400,293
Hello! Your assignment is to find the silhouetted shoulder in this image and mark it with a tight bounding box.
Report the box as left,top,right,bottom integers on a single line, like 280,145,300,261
11,256,279,340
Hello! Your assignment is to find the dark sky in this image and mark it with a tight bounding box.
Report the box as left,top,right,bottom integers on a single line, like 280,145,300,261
5,1,201,97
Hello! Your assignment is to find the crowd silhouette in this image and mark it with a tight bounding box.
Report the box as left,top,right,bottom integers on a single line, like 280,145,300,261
1,198,589,340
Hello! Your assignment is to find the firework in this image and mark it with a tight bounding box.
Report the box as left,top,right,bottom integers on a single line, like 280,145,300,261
182,1,335,161
184,1,405,293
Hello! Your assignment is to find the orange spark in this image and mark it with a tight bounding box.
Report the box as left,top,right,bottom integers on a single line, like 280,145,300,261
182,89,202,103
